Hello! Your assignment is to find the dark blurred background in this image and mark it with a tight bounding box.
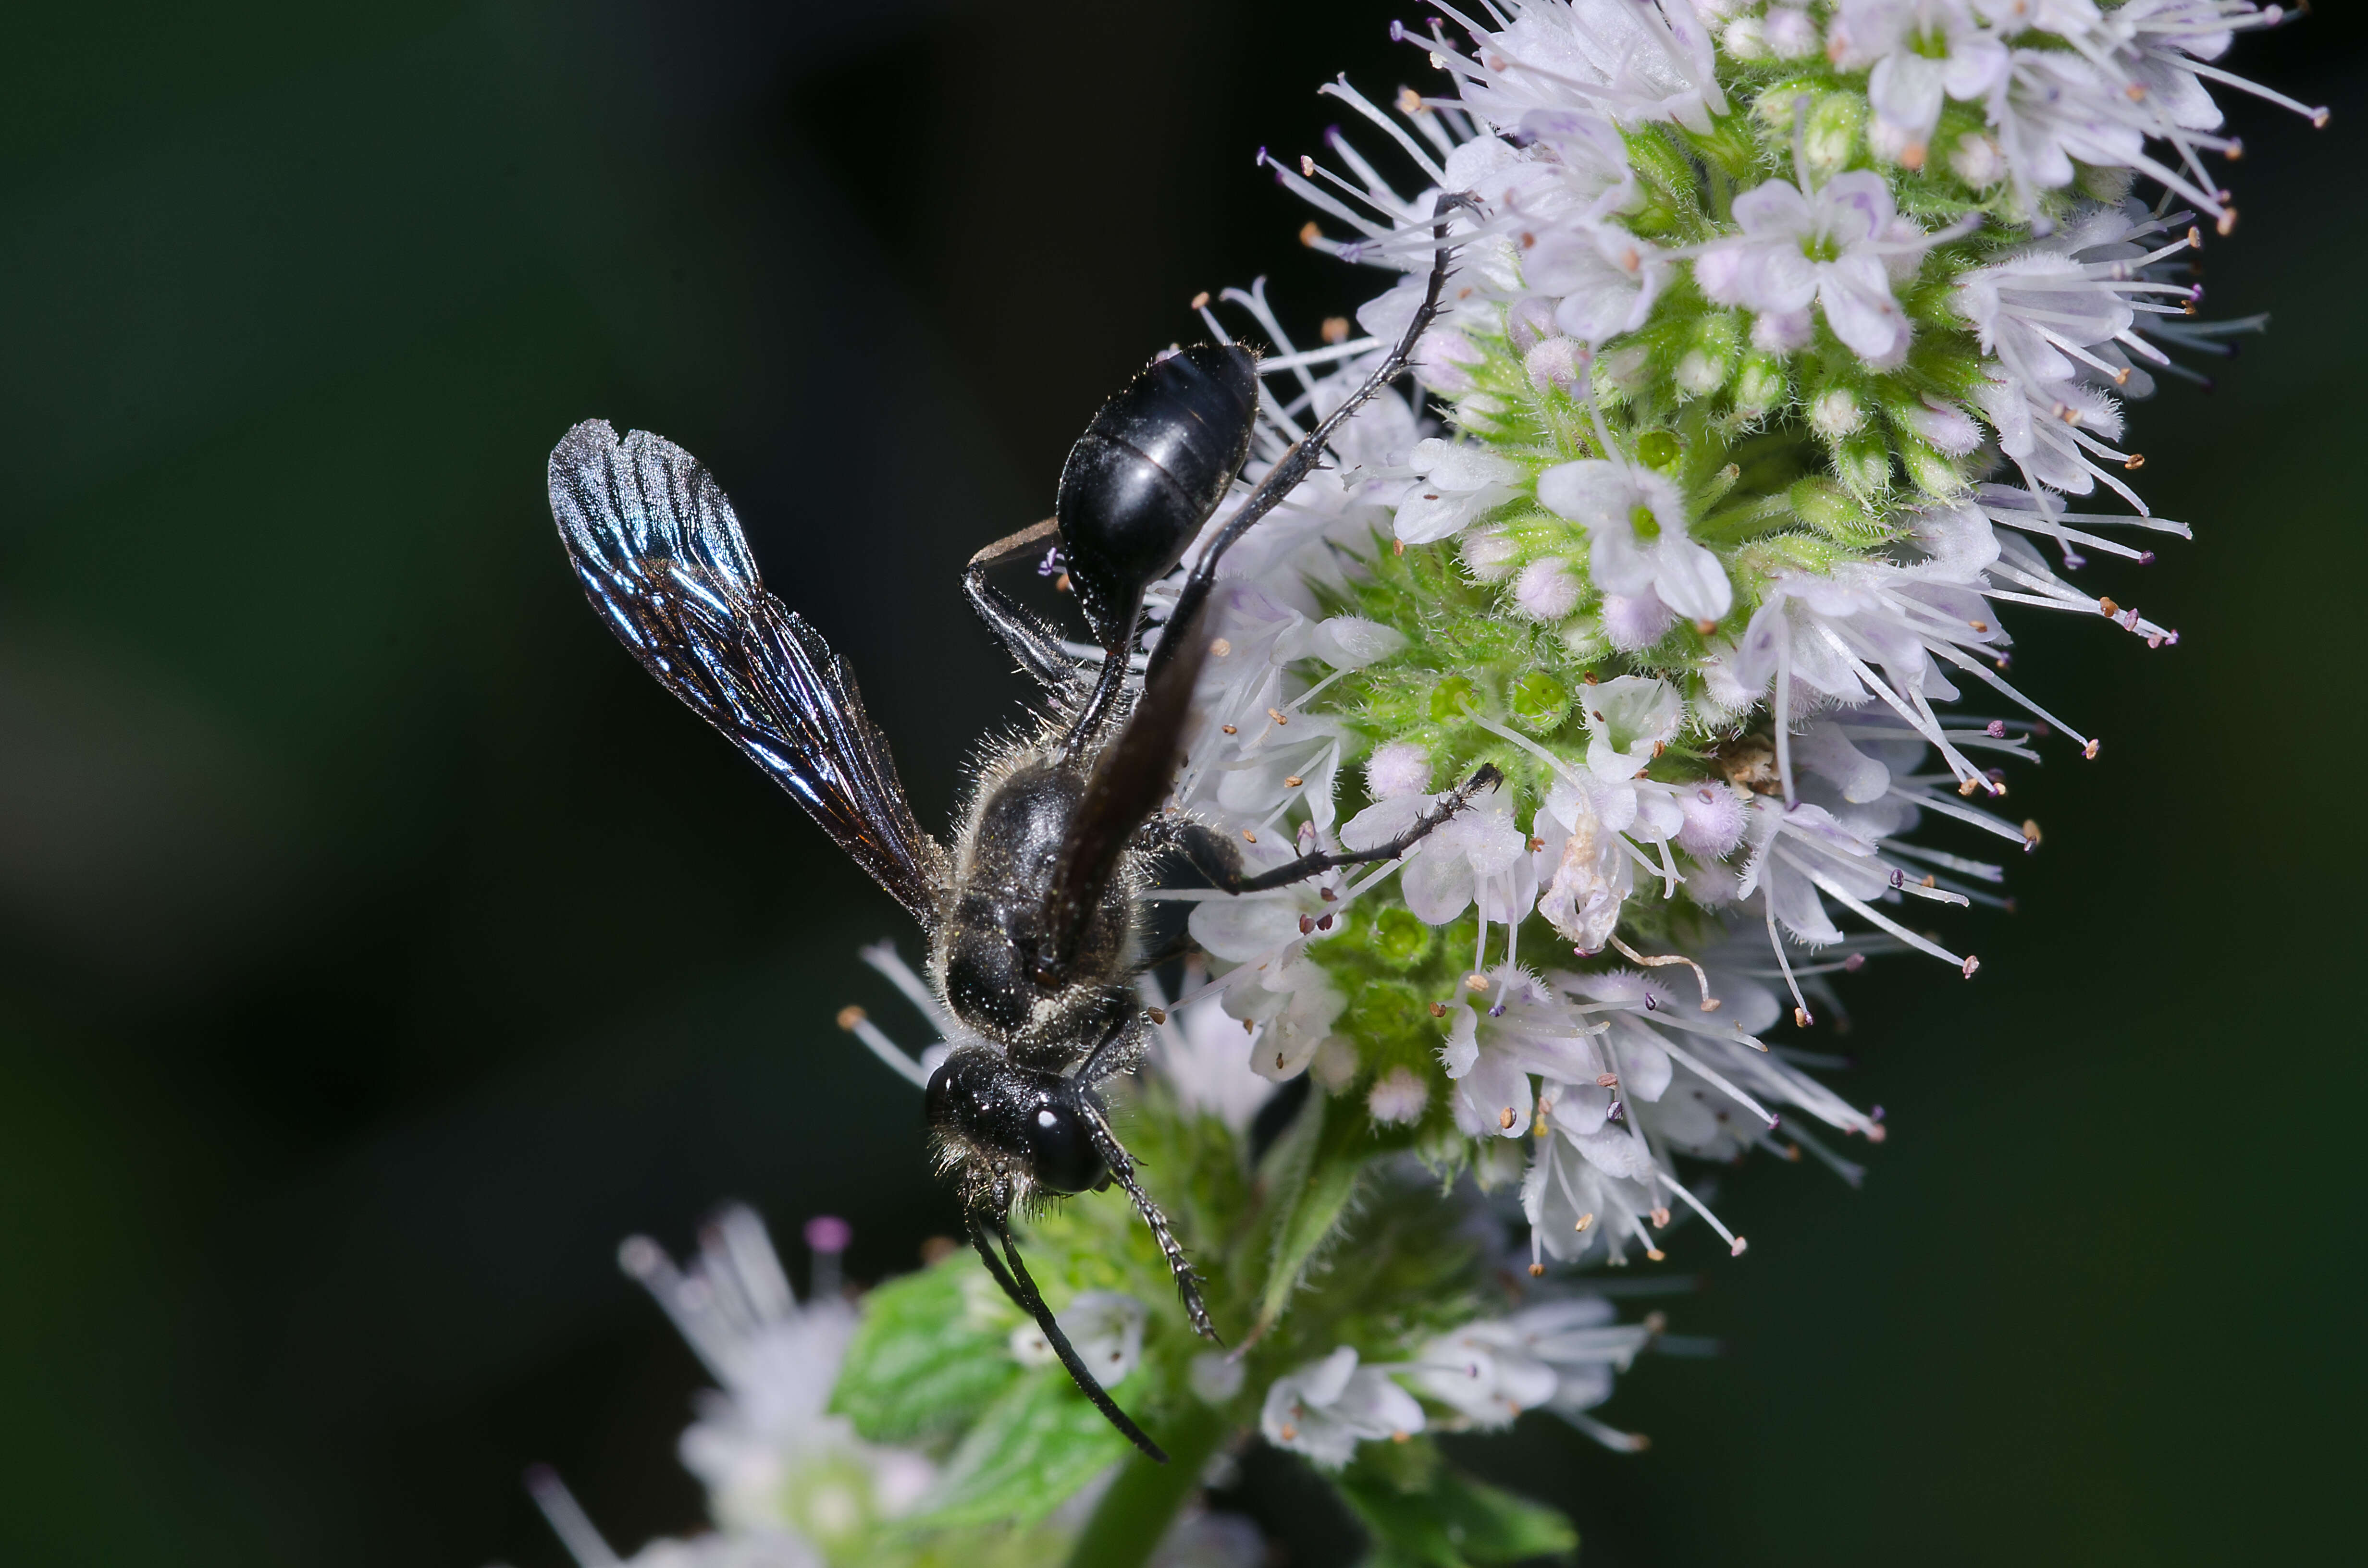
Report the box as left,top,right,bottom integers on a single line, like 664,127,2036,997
1,4,2360,1565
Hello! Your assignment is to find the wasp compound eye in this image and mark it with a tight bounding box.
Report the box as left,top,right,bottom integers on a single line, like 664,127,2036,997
1025,1099,1107,1196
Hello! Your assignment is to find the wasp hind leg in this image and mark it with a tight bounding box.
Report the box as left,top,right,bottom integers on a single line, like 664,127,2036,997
963,518,1099,700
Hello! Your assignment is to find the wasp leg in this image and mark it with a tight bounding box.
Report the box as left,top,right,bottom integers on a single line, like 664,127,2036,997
1220,764,1504,894
1147,190,1480,684
963,517,1098,698
967,1211,1169,1463
1077,1104,1222,1346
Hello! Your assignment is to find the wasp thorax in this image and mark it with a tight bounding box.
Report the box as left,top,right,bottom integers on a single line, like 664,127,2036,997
925,1045,1108,1197
938,754,1135,1060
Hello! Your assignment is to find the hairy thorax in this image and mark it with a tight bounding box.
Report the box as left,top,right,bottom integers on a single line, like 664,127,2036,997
930,745,1136,1072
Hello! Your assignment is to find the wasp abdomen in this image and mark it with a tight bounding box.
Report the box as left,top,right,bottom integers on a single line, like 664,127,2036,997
1055,343,1258,650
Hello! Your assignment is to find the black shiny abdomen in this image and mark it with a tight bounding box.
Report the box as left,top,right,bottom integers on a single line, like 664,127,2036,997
1055,344,1258,650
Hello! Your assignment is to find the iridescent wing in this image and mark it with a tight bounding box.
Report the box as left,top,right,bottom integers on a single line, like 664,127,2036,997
548,420,944,923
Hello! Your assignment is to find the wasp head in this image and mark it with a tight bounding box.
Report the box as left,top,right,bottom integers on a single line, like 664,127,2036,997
925,1044,1110,1207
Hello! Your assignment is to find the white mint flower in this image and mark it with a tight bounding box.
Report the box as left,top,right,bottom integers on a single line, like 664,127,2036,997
1578,674,1683,780
1261,1347,1427,1468
1719,12,1769,59
1724,560,2113,798
1978,0,2327,233
1762,5,1824,60
1190,1351,1247,1405
1188,848,1351,1082
1580,939,1886,1157
1425,0,1732,135
1008,1290,1147,1388
1809,387,1866,441
1151,1512,1267,1568
1519,1116,1665,1268
1506,972,1765,1261
619,1210,934,1544
1536,457,1732,623
1974,29,2268,235
1395,437,1525,544
1828,0,2009,168
1410,1317,1561,1427
1462,523,1525,582
1600,588,1678,651
528,1469,826,1568
1180,334,1421,606
1233,956,1348,1082
1712,720,2004,1005
1900,394,1983,454
1525,219,1673,344
1674,781,1749,860
1148,980,1279,1136
1694,172,1927,369
1523,334,1589,396
1533,781,1635,956
1983,44,2141,229
1955,202,2206,508
1514,106,1644,221
1524,1297,1657,1446
1173,587,1397,835
1414,1297,1655,1434
1512,557,1583,621
1441,974,1604,1139
1352,783,1536,929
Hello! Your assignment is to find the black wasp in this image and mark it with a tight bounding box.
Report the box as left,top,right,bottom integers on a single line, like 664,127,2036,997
546,196,1492,1460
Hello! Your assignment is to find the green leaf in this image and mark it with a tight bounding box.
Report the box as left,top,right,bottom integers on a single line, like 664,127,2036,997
907,1368,1133,1529
831,1258,1021,1445
1338,1451,1578,1568
1252,1092,1418,1332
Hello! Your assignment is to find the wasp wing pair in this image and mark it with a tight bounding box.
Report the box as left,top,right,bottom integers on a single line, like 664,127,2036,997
548,418,1218,964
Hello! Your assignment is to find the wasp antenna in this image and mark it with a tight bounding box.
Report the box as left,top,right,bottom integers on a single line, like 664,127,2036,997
1084,1107,1222,1346
968,1215,1170,1463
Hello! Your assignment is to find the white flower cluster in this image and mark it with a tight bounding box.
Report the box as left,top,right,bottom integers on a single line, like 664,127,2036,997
1260,1294,1666,1468
522,1206,1258,1568
1712,0,2322,231
525,1209,931,1568
1146,0,2308,1301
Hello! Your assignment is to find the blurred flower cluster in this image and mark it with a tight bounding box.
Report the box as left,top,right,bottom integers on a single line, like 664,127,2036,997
532,5,2314,1565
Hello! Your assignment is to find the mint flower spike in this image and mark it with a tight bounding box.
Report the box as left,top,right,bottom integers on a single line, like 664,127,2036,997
1041,0,2310,1523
